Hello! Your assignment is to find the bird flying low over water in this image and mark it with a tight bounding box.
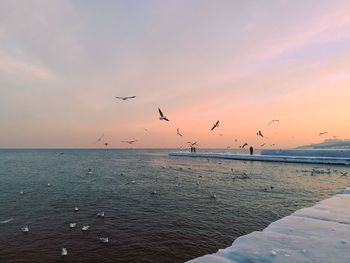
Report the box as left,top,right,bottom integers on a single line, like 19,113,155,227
319,131,328,136
158,108,169,121
115,96,136,101
240,143,248,148
257,130,264,137
177,128,182,137
211,120,219,131
187,141,198,146
268,119,279,125
121,140,138,144
94,133,104,143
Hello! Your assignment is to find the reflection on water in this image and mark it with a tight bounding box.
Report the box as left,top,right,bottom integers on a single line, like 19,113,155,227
0,149,349,263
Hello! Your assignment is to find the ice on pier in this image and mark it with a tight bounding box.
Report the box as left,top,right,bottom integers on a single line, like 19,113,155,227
169,151,350,165
187,188,350,263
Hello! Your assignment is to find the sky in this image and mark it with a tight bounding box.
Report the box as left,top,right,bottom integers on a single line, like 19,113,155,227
0,0,350,148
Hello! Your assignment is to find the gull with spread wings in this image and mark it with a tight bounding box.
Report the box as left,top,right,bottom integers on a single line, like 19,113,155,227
211,120,219,131
115,96,136,101
158,108,169,121
121,140,138,145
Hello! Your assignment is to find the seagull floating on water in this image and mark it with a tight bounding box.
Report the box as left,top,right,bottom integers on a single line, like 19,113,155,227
211,120,219,131
81,225,90,231
74,207,79,212
69,223,77,228
61,248,68,257
47,183,52,187
97,211,105,218
115,96,136,101
20,191,25,195
100,237,109,244
21,226,29,233
176,128,182,137
158,108,169,121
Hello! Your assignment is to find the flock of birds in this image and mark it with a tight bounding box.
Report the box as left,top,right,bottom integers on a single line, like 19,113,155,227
4,95,345,259
15,173,111,257
93,95,334,151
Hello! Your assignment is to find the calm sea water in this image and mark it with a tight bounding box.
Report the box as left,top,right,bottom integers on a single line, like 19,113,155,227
0,149,349,263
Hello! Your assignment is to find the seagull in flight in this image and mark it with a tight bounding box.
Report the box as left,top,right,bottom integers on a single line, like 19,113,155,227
319,132,328,136
257,130,264,137
158,108,169,121
94,134,104,144
177,128,182,137
115,96,136,101
121,140,138,144
268,119,279,125
211,120,219,131
187,141,198,147
240,143,248,148
260,143,266,147
340,172,348,177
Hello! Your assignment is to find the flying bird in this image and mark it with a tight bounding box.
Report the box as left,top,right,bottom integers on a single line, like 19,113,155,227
260,143,266,147
158,108,169,121
240,143,248,148
211,120,219,131
177,128,182,137
257,130,264,137
94,134,104,143
115,96,136,101
319,132,328,136
340,172,348,177
187,141,198,146
268,119,279,125
121,140,138,144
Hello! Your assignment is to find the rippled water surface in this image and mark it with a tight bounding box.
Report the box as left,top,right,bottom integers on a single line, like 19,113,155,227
0,149,349,263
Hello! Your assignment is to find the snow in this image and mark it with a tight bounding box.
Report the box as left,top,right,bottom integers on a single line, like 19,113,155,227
187,188,350,263
169,152,350,166
261,149,350,158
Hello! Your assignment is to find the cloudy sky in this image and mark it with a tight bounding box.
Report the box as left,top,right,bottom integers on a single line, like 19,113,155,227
0,0,349,148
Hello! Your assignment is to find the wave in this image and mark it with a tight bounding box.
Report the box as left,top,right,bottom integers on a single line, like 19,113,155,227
0,217,14,224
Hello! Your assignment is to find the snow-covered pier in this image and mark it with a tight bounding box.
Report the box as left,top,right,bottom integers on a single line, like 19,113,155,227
169,151,350,166
187,187,350,263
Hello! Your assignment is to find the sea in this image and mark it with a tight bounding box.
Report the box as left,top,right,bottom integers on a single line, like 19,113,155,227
0,149,349,263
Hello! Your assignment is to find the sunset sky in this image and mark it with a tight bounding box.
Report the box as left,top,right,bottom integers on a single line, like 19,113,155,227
0,0,350,148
